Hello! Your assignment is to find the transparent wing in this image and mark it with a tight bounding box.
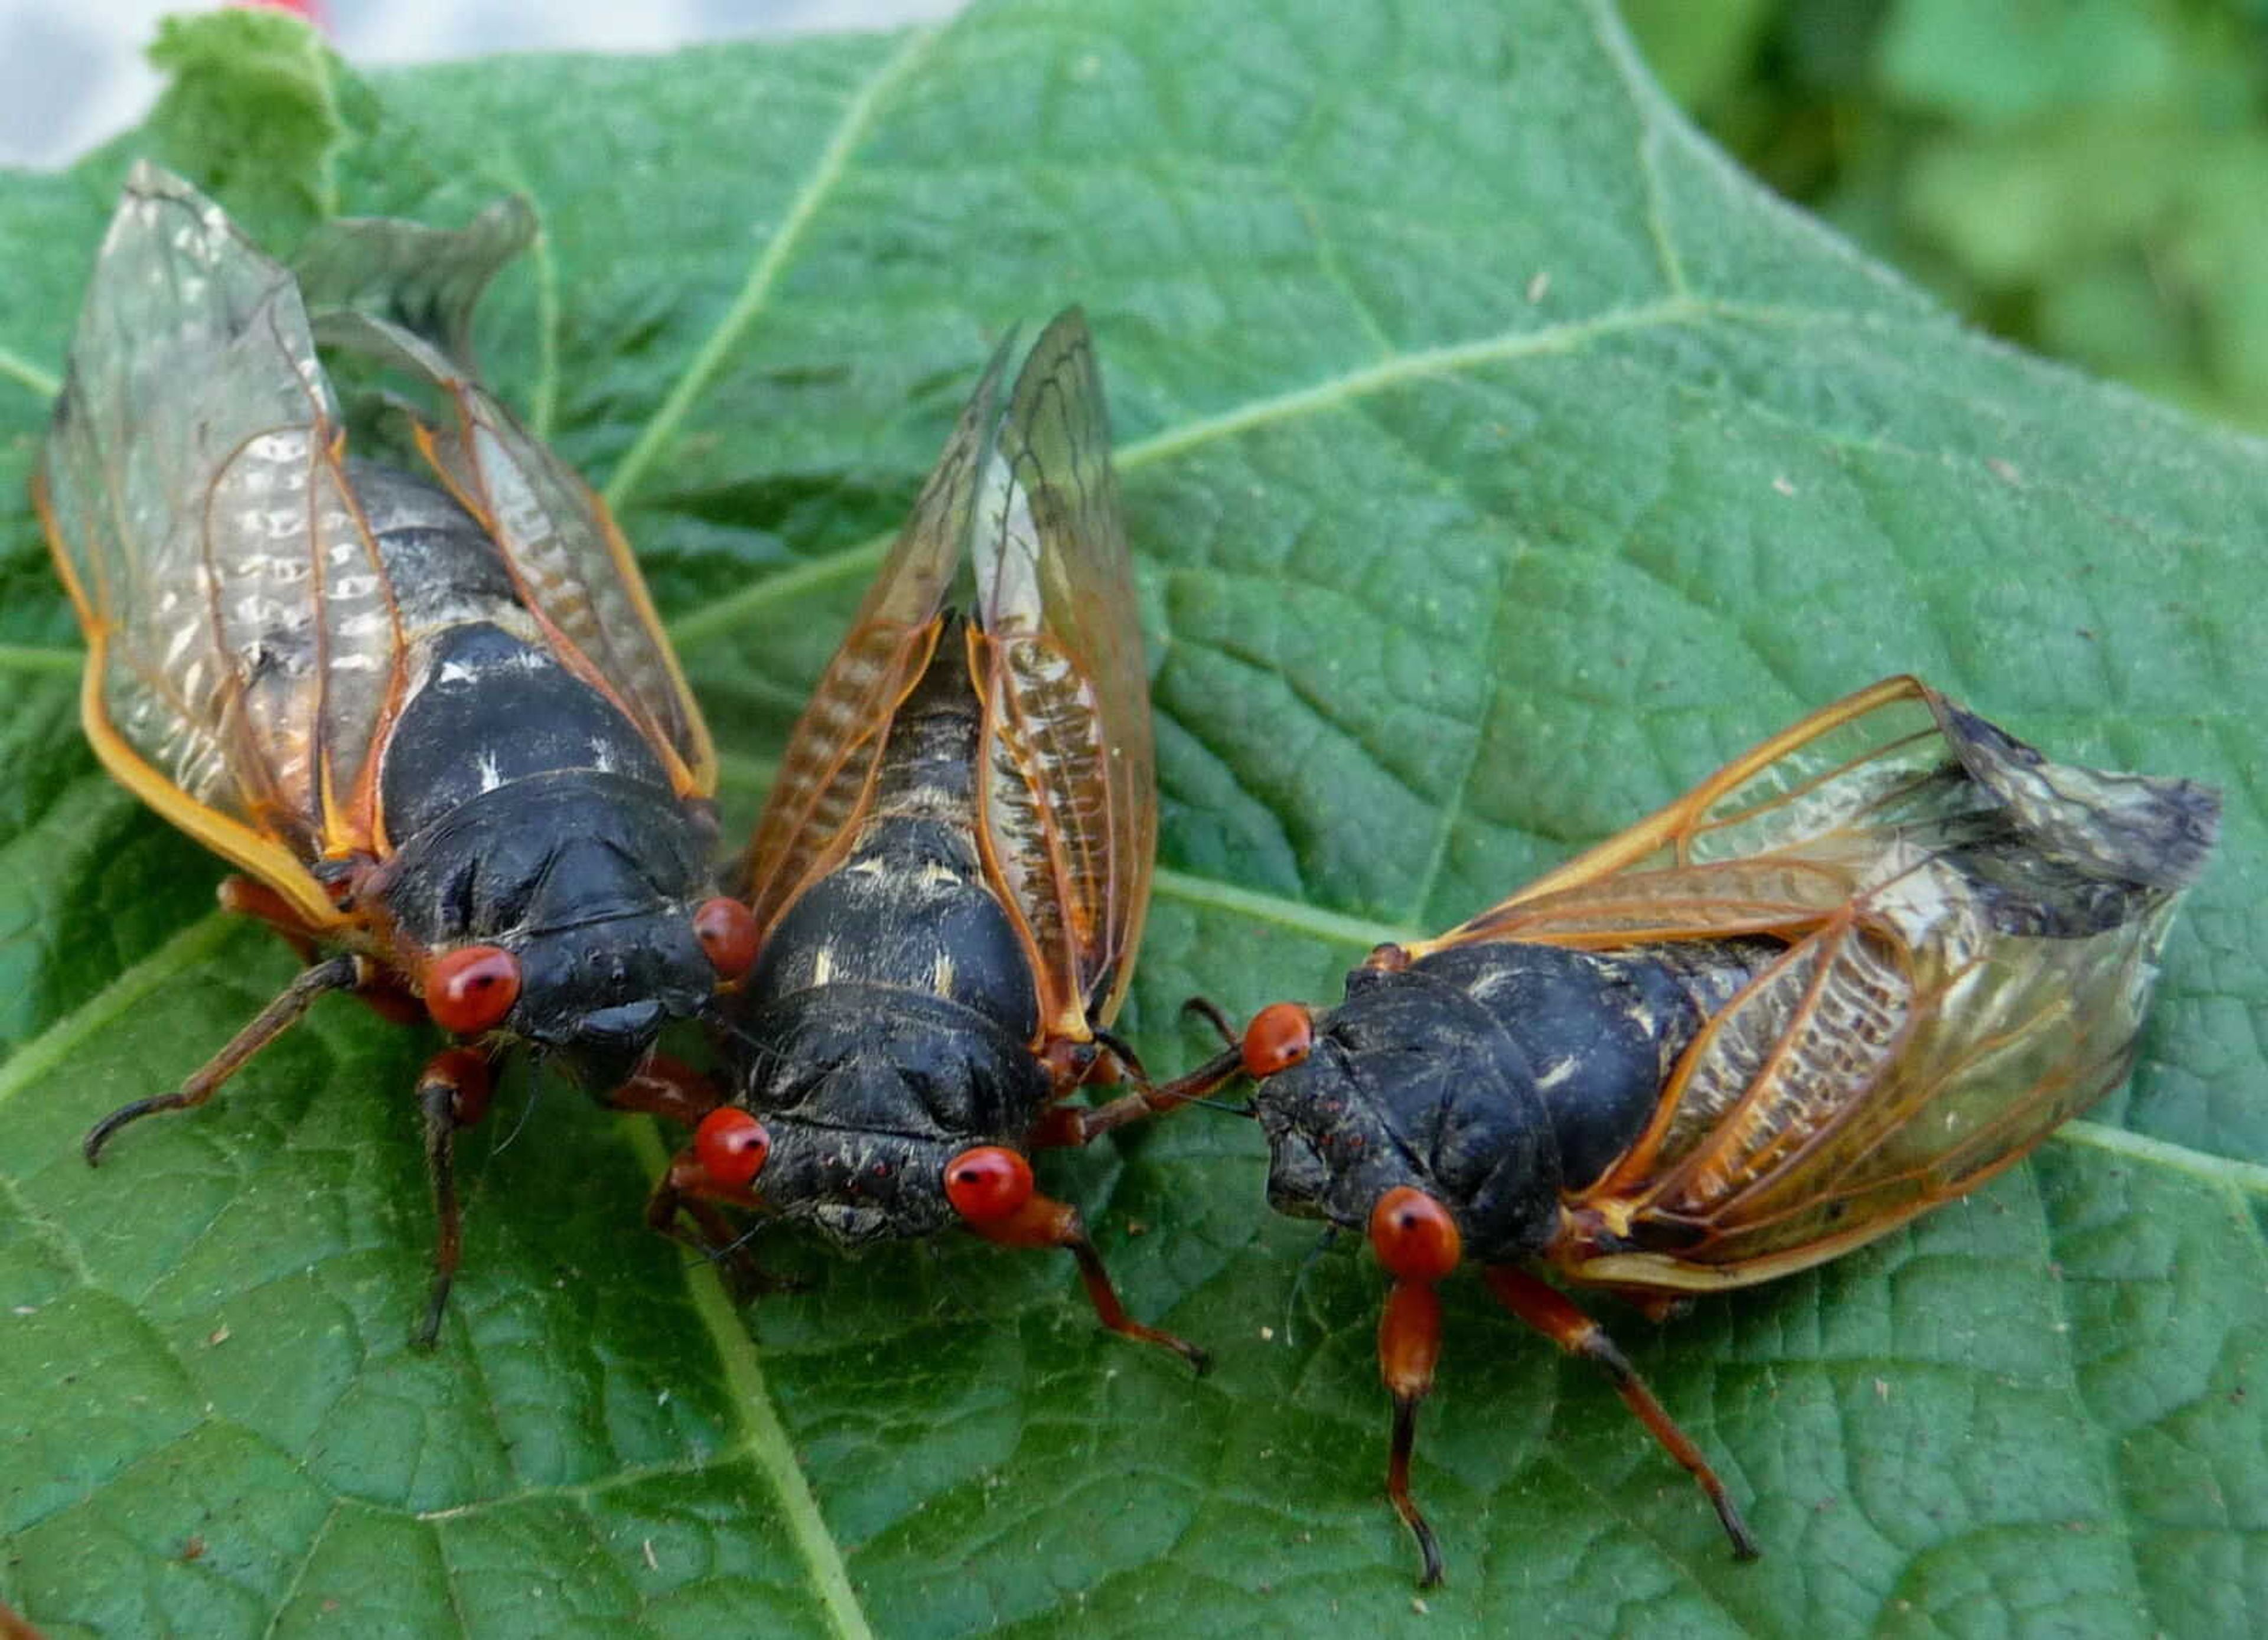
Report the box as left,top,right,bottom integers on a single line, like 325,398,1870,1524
1413,677,1955,954
737,332,1018,935
38,164,404,927
308,248,716,800
971,310,1155,1034
396,369,715,795
1506,679,2222,1291
292,195,535,370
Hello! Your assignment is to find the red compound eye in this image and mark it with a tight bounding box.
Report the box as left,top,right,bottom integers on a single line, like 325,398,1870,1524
693,896,759,982
1240,1002,1314,1078
424,945,521,1035
693,1108,770,1188
943,1146,1034,1224
1368,1186,1462,1284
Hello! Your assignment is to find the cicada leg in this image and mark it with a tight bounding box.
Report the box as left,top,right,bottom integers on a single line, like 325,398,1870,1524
217,874,323,964
217,875,421,1023
1376,1277,1448,1586
640,1141,803,1303
964,1192,1210,1374
412,1045,499,1348
1052,1042,1247,1143
601,1054,723,1127
1483,1266,1760,1560
84,954,360,1163
1038,997,1252,1145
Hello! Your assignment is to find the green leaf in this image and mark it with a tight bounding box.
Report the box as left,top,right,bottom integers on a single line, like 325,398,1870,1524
4,3,2264,1636
143,8,375,231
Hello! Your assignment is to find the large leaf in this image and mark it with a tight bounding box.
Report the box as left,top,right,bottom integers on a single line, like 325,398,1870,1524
4,4,2263,1635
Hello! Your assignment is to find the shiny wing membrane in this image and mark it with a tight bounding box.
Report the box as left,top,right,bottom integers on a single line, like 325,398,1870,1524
1415,677,2220,1291
40,168,716,935
738,333,1018,934
38,164,402,928
304,202,716,801
363,334,716,800
971,310,1155,1036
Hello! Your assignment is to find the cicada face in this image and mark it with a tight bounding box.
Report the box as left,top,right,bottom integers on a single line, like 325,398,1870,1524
374,771,730,1092
719,984,1054,1247
1244,966,1569,1267
506,909,715,1093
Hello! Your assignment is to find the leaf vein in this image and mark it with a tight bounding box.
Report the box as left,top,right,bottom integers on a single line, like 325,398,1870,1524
663,298,1702,652
0,339,58,400
259,1498,344,1640
623,1120,875,1640
0,643,81,675
601,25,942,513
1581,0,1690,298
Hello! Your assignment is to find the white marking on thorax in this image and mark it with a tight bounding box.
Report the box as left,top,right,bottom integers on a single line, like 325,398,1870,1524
1533,1057,1578,1093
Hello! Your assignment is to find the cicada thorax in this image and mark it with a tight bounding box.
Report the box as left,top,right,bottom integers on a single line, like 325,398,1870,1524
309,460,718,1088
725,617,1059,1245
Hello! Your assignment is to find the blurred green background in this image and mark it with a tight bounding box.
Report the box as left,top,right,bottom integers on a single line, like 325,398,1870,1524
1622,0,2268,432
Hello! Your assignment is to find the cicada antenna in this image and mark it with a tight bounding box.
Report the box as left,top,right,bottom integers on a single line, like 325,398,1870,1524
490,1047,548,1155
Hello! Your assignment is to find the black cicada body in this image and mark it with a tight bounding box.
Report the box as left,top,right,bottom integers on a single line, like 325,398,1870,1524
37,166,758,1341
1160,676,2219,1582
648,312,1202,1370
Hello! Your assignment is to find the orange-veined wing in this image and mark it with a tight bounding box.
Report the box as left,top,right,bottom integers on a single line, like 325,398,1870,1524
301,212,717,802
1408,677,1957,955
37,164,406,929
737,332,1019,936
970,310,1155,1036
1484,679,2224,1292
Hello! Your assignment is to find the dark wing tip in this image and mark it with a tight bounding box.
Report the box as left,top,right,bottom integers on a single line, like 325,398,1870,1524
1934,693,2223,891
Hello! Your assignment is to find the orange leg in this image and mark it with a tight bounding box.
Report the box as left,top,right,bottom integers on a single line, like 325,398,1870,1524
966,1191,1210,1374
602,1055,722,1128
1376,1277,1449,1586
217,874,324,964
641,1152,797,1302
1053,1044,1246,1143
1484,1266,1759,1560
218,875,422,1023
84,954,360,1163
1040,997,1250,1145
412,1046,497,1348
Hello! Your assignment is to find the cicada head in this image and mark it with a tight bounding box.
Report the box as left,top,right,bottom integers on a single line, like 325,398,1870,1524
1245,968,1565,1266
386,777,760,1095
504,903,719,1093
705,984,1054,1247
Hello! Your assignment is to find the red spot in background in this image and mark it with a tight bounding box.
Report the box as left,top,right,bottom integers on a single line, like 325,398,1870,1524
231,0,330,30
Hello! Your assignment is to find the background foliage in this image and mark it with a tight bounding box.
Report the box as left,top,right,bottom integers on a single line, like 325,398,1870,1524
2,3,2264,1636
1624,0,2268,432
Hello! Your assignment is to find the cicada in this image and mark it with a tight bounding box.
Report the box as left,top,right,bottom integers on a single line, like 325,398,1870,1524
643,311,1202,1370
37,165,758,1341
1152,676,2218,1582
